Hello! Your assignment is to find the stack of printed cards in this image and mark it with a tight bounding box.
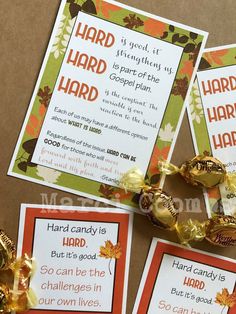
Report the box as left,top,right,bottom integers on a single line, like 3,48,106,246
17,206,236,314
7,0,236,313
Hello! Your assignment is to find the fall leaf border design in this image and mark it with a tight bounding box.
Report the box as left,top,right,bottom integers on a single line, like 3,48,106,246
188,45,236,216
10,0,206,209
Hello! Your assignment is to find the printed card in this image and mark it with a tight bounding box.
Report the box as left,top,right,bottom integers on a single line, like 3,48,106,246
17,204,133,313
8,0,208,210
188,44,236,216
133,239,236,314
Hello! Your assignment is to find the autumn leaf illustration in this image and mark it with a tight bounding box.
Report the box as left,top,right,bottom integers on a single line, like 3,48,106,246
51,13,71,57
37,86,52,108
100,2,121,18
144,18,166,37
82,0,97,15
180,60,194,79
26,114,41,138
123,14,144,29
199,57,211,70
205,49,228,66
25,87,51,137
68,0,97,19
99,241,121,275
16,139,38,173
215,288,236,313
99,184,115,199
115,189,132,201
172,76,189,100
188,42,201,67
69,2,81,19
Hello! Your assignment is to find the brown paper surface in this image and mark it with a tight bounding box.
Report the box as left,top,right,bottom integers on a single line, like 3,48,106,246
0,1,236,313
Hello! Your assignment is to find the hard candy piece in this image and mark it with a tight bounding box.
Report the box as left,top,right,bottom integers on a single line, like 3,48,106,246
140,187,179,229
181,155,226,188
175,219,206,246
205,215,236,247
0,230,16,271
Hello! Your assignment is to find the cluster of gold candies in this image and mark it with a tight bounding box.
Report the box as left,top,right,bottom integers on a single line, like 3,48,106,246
0,229,37,313
158,154,236,190
120,158,236,247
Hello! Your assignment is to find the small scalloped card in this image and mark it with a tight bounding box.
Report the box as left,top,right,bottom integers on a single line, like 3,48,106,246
133,239,236,314
188,44,236,217
8,0,208,211
17,204,133,314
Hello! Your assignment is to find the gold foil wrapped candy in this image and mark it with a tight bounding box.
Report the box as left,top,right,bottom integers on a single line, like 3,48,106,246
0,230,16,271
0,230,35,281
120,168,236,247
0,284,37,313
175,215,236,247
158,154,236,190
120,167,179,230
12,254,36,291
140,186,178,230
0,230,37,313
175,219,206,246
119,167,146,193
205,215,236,247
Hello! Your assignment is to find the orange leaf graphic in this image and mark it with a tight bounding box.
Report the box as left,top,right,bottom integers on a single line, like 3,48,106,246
100,2,121,18
25,114,42,137
25,125,37,137
215,288,236,309
115,190,132,201
144,18,166,37
180,60,194,78
39,104,46,117
99,240,122,259
209,49,228,65
29,115,39,128
205,49,228,66
99,241,122,275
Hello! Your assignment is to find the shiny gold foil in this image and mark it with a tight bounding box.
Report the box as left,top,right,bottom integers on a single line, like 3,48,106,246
0,285,9,313
0,284,37,314
119,168,236,247
140,187,179,229
0,230,16,271
205,215,236,247
7,288,37,313
181,155,226,188
119,167,147,193
159,155,227,188
175,219,206,246
174,216,236,247
12,254,36,291
0,230,37,313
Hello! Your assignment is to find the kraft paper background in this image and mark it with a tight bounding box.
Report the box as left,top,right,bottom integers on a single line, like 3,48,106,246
1,1,236,313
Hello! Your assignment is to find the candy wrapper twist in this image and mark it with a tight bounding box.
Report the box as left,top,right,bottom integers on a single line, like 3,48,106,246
158,154,236,190
0,229,37,313
120,168,236,247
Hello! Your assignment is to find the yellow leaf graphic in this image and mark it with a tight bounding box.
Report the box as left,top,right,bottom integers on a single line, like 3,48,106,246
99,241,122,275
215,288,236,313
